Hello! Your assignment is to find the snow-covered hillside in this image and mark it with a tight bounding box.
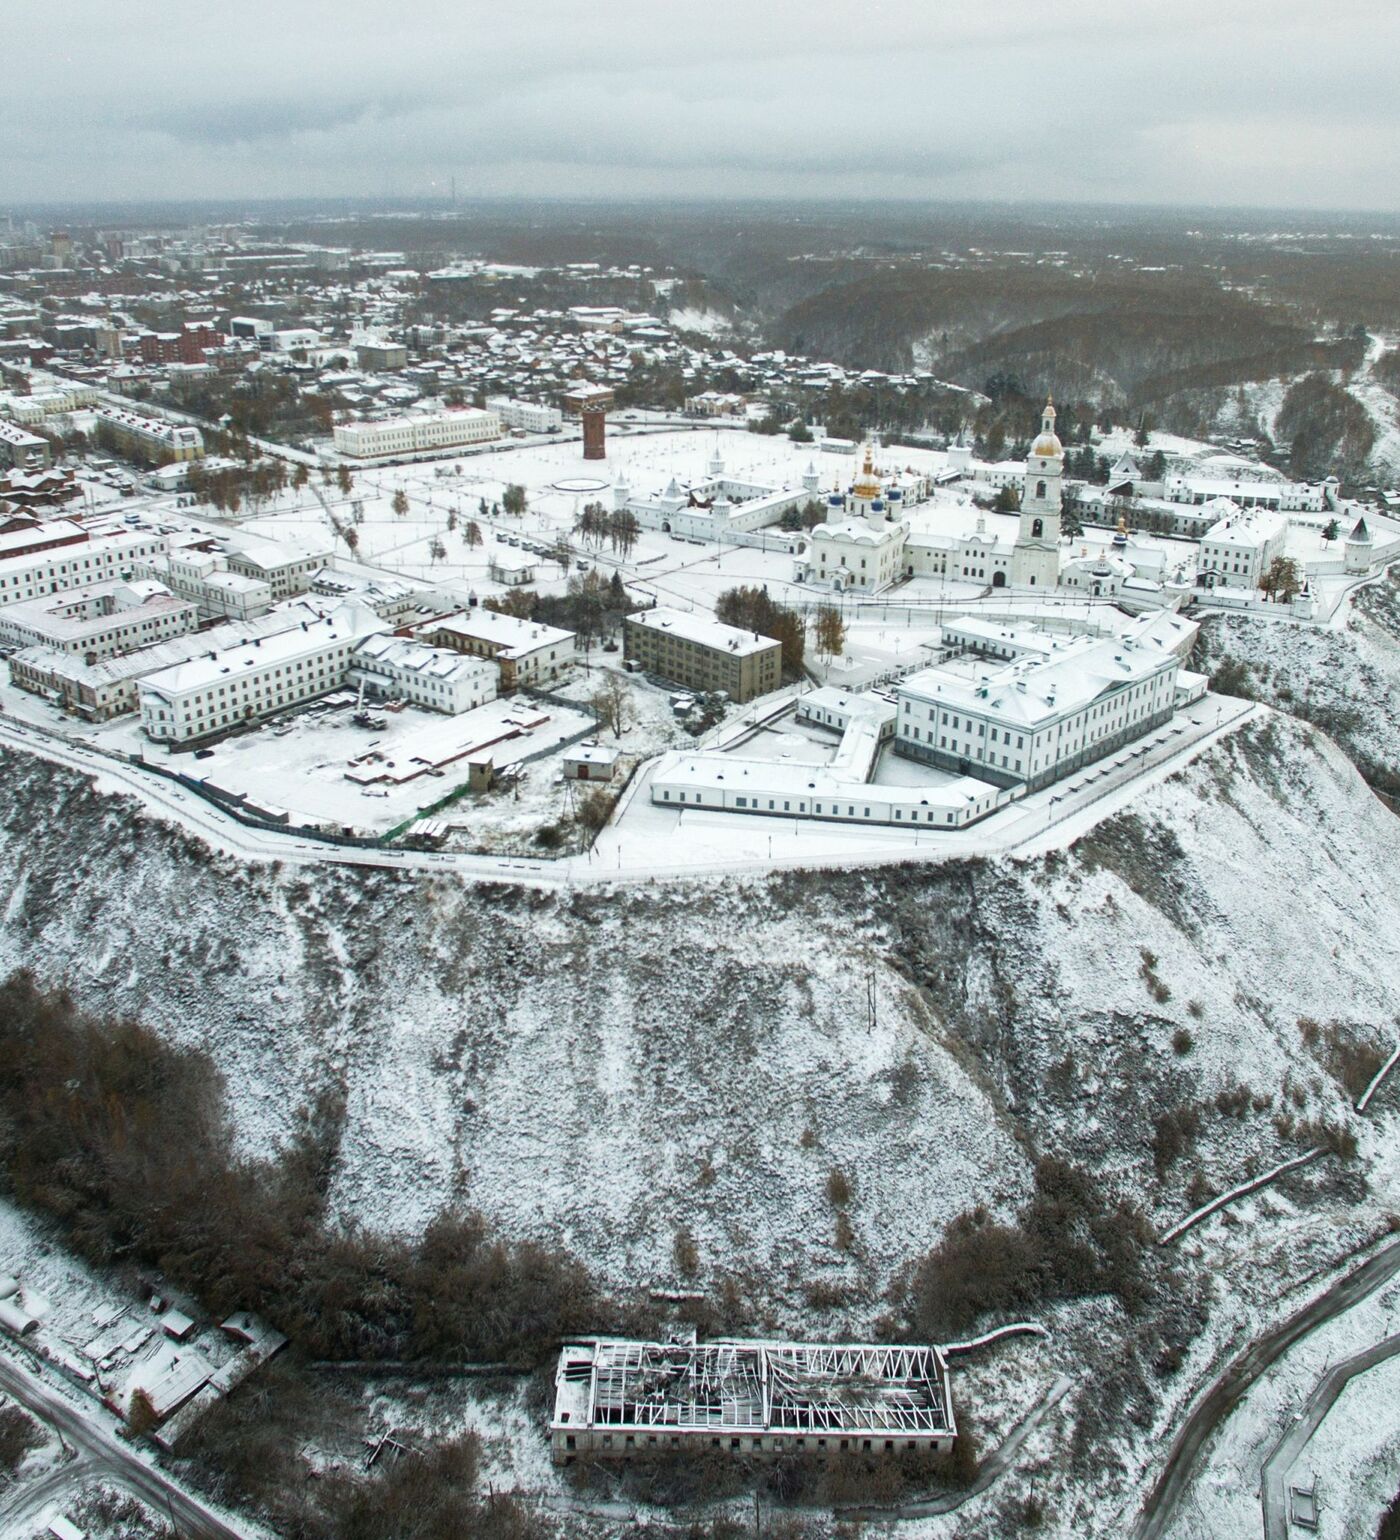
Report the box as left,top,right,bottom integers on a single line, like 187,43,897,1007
0,708,1397,1535
1197,565,1400,794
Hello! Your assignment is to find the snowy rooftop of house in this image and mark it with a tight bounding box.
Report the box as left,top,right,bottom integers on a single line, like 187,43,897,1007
0,419,46,446
799,686,899,725
310,567,420,603
627,606,779,657
139,603,385,699
811,518,905,546
225,532,331,570
0,517,88,559
423,607,574,658
552,1338,955,1438
0,524,161,573
564,743,620,766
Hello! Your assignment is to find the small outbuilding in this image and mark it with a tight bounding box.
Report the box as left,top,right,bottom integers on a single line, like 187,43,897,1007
563,744,619,782
489,553,537,587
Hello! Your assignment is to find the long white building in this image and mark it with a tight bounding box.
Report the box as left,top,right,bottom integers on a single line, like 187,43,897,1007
138,604,386,743
893,611,1200,791
1164,473,1333,513
333,408,501,459
651,685,1006,829
485,396,564,433
0,579,198,660
0,528,168,608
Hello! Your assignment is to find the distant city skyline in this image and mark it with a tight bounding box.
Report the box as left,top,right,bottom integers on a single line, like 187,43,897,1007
5,0,1399,212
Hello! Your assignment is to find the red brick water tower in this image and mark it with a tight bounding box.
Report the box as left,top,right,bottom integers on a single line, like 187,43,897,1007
581,402,607,460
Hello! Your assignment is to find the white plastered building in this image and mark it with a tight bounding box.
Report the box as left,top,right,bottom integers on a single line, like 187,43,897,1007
138,603,387,743
893,610,1200,791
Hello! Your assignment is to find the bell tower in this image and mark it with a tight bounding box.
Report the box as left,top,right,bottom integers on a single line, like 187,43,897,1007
1011,397,1063,588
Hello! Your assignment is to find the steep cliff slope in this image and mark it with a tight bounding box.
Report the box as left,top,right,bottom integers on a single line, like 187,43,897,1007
1,712,1397,1534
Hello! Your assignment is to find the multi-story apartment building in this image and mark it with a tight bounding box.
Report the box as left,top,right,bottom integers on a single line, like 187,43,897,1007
0,420,52,472
332,408,501,458
93,403,204,463
624,606,782,704
355,341,409,371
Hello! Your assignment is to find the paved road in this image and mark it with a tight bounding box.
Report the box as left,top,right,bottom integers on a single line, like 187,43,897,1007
1133,1235,1400,1540
1260,1330,1400,1540
0,1353,255,1540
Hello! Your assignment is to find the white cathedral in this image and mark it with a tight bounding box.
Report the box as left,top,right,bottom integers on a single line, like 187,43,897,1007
796,398,1069,595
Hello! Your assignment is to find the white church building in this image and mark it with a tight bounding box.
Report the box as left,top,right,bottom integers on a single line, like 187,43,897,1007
795,398,1072,595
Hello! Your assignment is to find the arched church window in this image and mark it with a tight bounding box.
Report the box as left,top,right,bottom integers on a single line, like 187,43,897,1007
1036,481,1047,500
1032,518,1043,538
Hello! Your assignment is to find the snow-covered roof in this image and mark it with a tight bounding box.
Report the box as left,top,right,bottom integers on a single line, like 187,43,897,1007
353,632,495,685
424,607,575,659
627,606,779,657
140,603,384,700
1202,502,1287,547
899,611,1197,730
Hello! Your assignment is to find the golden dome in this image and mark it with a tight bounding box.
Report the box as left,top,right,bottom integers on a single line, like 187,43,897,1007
1031,431,1063,459
852,444,882,498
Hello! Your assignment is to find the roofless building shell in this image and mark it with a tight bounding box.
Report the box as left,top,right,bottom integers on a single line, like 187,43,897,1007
551,1335,956,1463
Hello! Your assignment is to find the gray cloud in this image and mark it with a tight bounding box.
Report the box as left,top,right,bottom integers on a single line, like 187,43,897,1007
3,0,1398,209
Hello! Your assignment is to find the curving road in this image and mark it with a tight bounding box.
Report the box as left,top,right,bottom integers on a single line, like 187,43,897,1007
1133,1234,1400,1540
0,1352,255,1540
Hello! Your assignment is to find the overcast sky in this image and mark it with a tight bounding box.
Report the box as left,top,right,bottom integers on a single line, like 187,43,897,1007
5,0,1399,210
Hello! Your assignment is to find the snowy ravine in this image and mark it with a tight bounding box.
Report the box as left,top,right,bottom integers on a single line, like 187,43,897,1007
1,713,1399,1534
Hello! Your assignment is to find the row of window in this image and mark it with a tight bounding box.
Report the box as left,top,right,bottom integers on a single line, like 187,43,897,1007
661,789,969,824
0,542,163,598
571,1432,939,1454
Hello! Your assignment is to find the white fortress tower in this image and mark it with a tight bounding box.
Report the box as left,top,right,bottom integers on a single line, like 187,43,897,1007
1011,397,1064,589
